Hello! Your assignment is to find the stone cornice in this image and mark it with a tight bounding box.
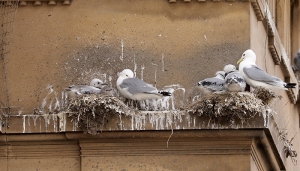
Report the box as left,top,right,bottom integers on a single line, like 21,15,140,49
0,129,285,170
17,0,72,6
6,141,80,159
2,112,266,134
251,134,284,171
168,0,251,2
0,110,286,169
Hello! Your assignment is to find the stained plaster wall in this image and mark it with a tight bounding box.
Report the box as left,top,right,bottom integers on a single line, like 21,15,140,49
0,131,257,171
1,0,299,171
81,154,250,171
292,1,300,65
1,0,250,115
250,2,300,171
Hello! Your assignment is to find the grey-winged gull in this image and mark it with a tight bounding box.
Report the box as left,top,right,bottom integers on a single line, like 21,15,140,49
90,78,108,89
197,71,225,92
100,86,118,97
237,49,296,90
293,50,300,71
223,64,246,92
116,69,171,100
66,78,108,98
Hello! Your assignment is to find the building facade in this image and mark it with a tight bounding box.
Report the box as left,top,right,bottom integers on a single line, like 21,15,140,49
0,0,300,170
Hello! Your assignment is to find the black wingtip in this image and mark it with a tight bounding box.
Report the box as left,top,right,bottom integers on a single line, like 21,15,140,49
285,83,297,88
159,91,172,96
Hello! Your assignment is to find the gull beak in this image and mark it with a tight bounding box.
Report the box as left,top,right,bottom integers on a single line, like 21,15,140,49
237,58,243,65
101,82,108,85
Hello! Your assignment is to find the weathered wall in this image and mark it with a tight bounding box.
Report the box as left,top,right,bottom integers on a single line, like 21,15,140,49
1,0,299,171
4,0,250,115
1,130,275,171
250,2,300,171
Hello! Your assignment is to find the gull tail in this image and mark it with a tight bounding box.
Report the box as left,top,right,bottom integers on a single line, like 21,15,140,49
285,83,297,88
158,91,172,96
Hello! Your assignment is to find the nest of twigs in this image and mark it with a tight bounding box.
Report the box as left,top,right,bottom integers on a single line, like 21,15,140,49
67,94,135,135
188,91,268,122
253,87,279,104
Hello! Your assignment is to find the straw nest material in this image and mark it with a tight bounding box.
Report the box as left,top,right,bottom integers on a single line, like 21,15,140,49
252,87,280,104
67,94,135,135
188,88,277,121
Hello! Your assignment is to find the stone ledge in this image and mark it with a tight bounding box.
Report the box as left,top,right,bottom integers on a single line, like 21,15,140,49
0,129,286,170
0,112,288,169
168,0,250,2
0,111,267,134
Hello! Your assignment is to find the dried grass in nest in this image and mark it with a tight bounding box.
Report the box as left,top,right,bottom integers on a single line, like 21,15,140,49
252,87,279,104
188,92,266,122
67,94,135,135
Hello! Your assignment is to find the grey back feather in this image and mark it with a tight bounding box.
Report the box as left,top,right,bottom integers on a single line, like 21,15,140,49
243,65,282,83
198,77,224,91
119,78,158,95
294,51,300,71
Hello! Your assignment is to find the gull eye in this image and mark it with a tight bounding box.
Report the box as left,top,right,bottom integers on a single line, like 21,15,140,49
243,54,245,56
97,82,100,84
126,74,128,77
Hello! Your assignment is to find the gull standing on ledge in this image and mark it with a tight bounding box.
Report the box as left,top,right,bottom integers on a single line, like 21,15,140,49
223,64,246,92
237,49,296,90
116,69,171,100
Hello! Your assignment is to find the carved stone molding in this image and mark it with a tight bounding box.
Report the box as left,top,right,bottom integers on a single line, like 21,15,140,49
268,35,281,65
79,135,253,157
7,141,80,159
74,129,284,171
168,0,250,2
17,0,72,6
250,0,264,21
0,130,285,170
2,111,267,134
0,109,287,169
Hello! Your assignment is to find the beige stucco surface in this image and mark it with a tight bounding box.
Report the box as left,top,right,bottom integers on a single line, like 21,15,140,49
81,155,250,171
3,0,250,115
0,131,263,171
1,0,300,171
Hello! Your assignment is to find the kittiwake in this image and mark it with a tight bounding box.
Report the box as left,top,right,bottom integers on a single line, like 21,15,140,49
100,86,118,97
116,69,171,100
66,78,107,98
293,50,300,71
90,78,108,89
237,49,296,90
223,64,246,92
196,71,225,92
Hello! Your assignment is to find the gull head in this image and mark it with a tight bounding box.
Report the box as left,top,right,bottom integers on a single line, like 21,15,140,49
223,64,237,73
215,71,225,79
297,50,300,56
237,49,256,65
90,78,107,88
118,69,134,78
